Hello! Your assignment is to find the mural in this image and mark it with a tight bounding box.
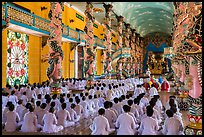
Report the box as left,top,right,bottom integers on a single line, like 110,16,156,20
7,30,29,85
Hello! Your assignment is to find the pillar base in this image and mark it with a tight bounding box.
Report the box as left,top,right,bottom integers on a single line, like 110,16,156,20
184,125,202,135
50,87,62,95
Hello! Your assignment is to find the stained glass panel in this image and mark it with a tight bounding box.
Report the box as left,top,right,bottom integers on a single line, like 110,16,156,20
7,30,29,85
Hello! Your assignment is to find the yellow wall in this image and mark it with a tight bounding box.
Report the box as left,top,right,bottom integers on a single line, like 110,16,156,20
28,35,41,84
2,29,7,87
40,45,49,82
61,42,70,79
96,49,103,75
69,47,75,78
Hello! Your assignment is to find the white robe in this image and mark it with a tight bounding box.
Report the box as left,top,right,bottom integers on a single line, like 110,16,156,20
4,111,20,132
149,87,159,97
86,100,95,115
80,101,89,118
139,116,159,135
20,112,37,132
162,117,184,135
21,95,28,106
16,104,26,122
56,109,75,127
2,96,9,108
36,108,48,126
8,95,18,106
68,109,80,122
42,113,63,133
112,103,123,116
90,115,115,135
116,113,137,135
104,109,117,129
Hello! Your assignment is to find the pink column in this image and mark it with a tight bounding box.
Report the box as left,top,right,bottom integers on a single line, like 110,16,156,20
47,2,64,94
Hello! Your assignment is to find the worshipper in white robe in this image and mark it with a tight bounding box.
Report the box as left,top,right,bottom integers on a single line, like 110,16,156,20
103,101,117,129
34,101,41,115
106,86,114,101
74,99,84,119
98,94,105,108
115,105,137,135
89,86,95,96
149,99,162,125
138,105,159,135
165,96,179,112
149,84,159,98
154,95,163,114
8,90,18,106
2,92,9,108
41,107,63,133
162,109,184,135
134,85,143,98
15,100,26,122
35,103,48,129
133,98,144,120
51,94,61,111
127,99,140,123
170,106,184,128
140,93,149,108
90,108,115,135
21,92,28,106
56,103,75,128
2,101,13,126
69,104,80,123
20,106,38,132
93,95,100,113
80,96,89,119
86,95,96,116
4,104,20,132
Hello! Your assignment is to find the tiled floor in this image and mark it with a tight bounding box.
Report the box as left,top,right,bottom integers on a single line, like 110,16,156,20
2,91,190,135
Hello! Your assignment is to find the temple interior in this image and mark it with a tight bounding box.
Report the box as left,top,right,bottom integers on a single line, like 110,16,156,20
2,2,202,135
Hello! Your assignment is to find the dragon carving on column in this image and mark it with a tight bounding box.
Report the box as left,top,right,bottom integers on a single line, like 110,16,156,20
103,4,113,78
46,2,64,94
84,2,96,81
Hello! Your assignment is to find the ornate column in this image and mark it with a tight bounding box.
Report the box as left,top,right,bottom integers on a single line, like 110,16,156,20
116,15,124,78
116,15,123,49
103,3,113,79
84,2,95,81
47,2,64,95
130,29,136,77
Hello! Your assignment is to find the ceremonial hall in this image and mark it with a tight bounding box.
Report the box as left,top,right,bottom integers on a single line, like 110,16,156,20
2,2,202,135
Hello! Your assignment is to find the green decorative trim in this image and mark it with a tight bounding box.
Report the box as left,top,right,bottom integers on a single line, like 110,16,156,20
76,13,84,21
93,23,98,28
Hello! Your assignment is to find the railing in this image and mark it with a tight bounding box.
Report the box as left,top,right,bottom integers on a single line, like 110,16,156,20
2,2,131,60
2,6,5,20
35,16,50,32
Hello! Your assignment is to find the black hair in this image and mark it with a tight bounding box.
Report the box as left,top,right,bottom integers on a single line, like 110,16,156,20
71,103,76,109
52,94,57,99
126,94,130,99
134,98,139,105
76,99,80,104
127,99,133,106
146,105,154,117
37,94,42,99
166,109,173,117
69,98,73,103
23,92,26,95
101,87,104,90
40,103,47,109
97,87,99,90
9,104,15,111
104,101,110,109
149,100,156,107
170,106,177,114
61,103,66,110
98,108,105,115
94,94,97,98
82,96,86,101
67,93,71,98
36,101,41,107
50,102,56,107
49,107,55,113
123,105,131,112
121,95,125,100
109,101,113,108
85,92,89,96
18,99,23,105
11,90,15,95
118,97,123,102
113,98,119,104
25,102,32,109
80,92,84,97
88,95,92,99
60,98,65,104
29,105,34,112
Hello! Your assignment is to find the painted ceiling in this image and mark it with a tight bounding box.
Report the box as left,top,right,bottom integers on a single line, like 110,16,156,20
110,2,175,37
68,2,175,37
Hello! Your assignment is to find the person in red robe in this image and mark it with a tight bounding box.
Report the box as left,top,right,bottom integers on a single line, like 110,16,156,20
161,80,170,92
